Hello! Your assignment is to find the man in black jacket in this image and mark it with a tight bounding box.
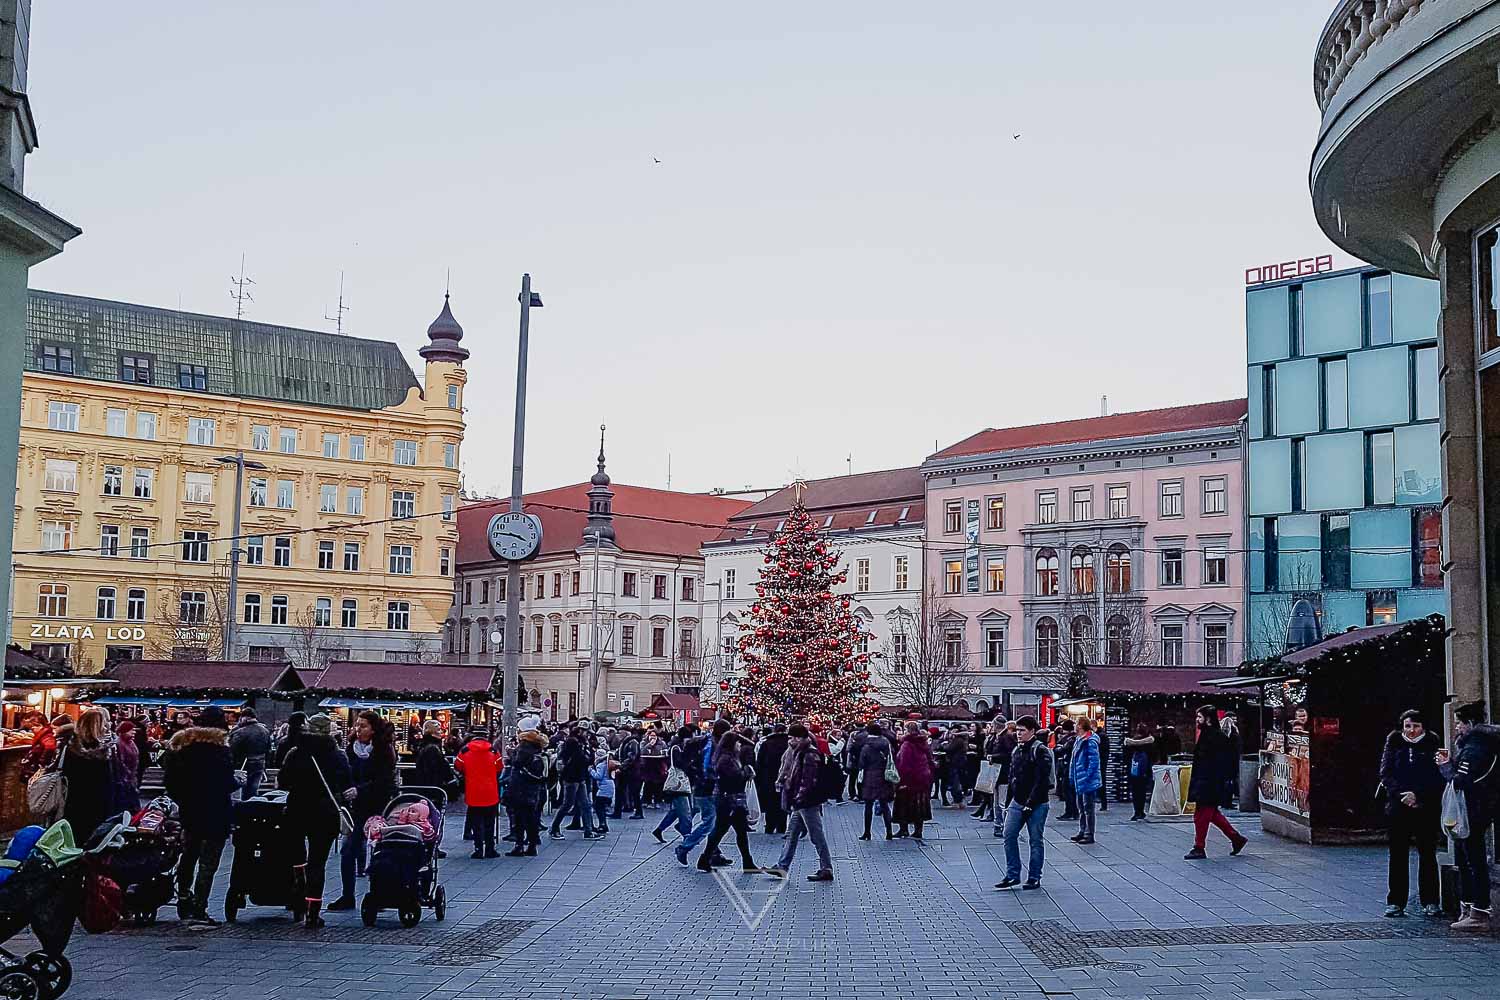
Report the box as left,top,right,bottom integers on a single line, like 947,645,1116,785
996,716,1054,891
1379,709,1444,917
550,726,597,840
756,724,791,834
163,707,240,925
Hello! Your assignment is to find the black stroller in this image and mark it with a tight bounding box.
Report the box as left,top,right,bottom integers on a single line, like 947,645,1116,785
360,787,447,928
224,791,304,923
0,823,90,1000
87,801,183,924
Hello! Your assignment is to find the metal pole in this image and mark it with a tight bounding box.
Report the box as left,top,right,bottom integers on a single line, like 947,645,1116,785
587,529,601,715
223,452,246,660
502,274,533,735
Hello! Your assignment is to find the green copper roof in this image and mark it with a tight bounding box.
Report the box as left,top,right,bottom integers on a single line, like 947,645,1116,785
25,289,420,411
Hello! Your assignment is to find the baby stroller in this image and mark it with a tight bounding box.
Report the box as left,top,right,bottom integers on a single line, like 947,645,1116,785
361,787,447,928
87,799,184,924
0,822,91,1000
224,791,302,923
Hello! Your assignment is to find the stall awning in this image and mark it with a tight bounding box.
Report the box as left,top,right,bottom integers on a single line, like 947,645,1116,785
91,695,246,708
4,678,118,688
1085,666,1239,697
319,697,466,711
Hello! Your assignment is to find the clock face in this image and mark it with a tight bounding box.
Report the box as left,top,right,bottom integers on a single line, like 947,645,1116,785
487,512,543,561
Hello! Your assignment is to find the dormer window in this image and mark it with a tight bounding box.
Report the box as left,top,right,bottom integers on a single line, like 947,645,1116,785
824,515,834,528
866,509,879,525
898,505,910,522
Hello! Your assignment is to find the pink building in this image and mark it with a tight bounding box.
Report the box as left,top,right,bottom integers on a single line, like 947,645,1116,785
921,400,1248,718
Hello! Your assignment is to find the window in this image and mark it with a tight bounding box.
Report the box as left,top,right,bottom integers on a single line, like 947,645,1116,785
44,459,77,492
1107,485,1128,519
891,631,910,670
1368,430,1396,505
96,587,116,620
621,625,636,656
653,575,667,600
40,520,72,552
1105,544,1131,593
120,355,152,384
1204,546,1228,585
39,344,74,373
184,472,213,503
985,627,1005,668
1106,614,1131,665
892,557,908,591
248,477,268,507
278,428,297,454
319,484,337,513
135,412,157,440
1036,617,1059,669
102,464,123,496
133,467,154,499
389,545,414,575
944,629,963,668
1321,357,1349,429
311,598,332,627
46,401,80,432
273,537,291,567
37,584,67,618
497,578,506,601
1161,547,1184,587
1415,508,1443,588
1414,346,1438,421
322,433,339,459
987,496,1005,531
1038,490,1057,524
652,627,666,657
391,490,415,519
434,493,451,522
481,580,490,603
127,589,146,622
552,573,562,598
447,384,460,409
181,531,209,562
187,417,215,445
251,424,270,450
724,568,737,599
177,363,207,391
1160,480,1183,518
944,500,963,533
349,435,366,461
394,440,417,466
944,559,963,595
243,535,264,565
344,542,360,572
344,486,364,516
1071,616,1093,664
244,594,261,624
443,443,457,469
105,408,126,437
1071,487,1092,522
1161,624,1185,666
318,540,335,570
569,624,579,652
571,571,581,596
1070,547,1095,594
131,527,151,559
1204,624,1229,667
269,479,291,510
341,599,358,628
680,628,694,659
180,591,207,624
855,559,870,593
100,524,120,556
682,576,697,601
1366,273,1393,345
462,581,473,605
622,572,638,597
986,557,1005,593
271,596,289,626
535,575,544,599
1202,477,1227,515
1036,548,1059,596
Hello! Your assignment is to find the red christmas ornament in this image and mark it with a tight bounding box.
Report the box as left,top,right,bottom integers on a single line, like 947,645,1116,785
719,680,730,691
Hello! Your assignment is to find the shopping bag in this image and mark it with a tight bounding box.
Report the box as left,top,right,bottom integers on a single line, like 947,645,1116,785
662,766,692,796
1149,766,1180,816
744,782,762,826
975,761,1001,795
1441,782,1471,839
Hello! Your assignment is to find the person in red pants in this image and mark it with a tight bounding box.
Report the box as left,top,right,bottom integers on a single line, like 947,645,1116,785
1185,704,1249,860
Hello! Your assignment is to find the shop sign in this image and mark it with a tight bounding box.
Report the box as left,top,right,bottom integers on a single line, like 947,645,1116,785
1245,255,1333,285
1258,732,1310,820
964,499,981,594
30,623,148,641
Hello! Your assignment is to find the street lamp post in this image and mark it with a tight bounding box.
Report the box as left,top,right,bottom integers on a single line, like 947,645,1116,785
585,528,603,717
502,274,543,736
217,452,267,661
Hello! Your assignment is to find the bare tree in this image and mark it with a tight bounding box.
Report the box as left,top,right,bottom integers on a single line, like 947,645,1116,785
147,585,229,661
666,650,722,701
285,604,338,674
878,587,980,712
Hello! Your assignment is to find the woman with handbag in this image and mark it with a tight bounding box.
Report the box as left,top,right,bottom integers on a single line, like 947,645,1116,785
278,713,352,928
893,721,936,840
652,727,696,843
695,732,760,873
856,721,896,841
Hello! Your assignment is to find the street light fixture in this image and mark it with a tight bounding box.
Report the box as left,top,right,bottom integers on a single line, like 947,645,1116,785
218,452,268,661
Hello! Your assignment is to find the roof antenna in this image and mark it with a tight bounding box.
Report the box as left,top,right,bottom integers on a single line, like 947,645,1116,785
1101,394,1109,416
324,270,350,335
229,253,255,320
667,453,672,491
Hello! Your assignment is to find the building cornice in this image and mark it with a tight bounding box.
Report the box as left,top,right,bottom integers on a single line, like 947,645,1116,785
922,425,1243,480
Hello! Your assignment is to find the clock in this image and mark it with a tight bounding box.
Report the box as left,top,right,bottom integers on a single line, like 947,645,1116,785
487,511,543,561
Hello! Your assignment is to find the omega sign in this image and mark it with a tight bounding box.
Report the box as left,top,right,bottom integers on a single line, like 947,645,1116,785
1245,255,1333,285
31,624,147,641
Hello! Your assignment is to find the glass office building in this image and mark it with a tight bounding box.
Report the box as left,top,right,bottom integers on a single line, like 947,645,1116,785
1246,265,1445,657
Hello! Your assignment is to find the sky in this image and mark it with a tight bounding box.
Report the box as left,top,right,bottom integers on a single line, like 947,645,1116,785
27,1,1349,498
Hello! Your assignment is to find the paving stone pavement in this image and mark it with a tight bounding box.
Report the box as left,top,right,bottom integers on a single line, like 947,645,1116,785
24,799,1500,999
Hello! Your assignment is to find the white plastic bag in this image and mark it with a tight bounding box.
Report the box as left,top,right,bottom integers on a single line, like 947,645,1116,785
975,761,1001,795
1441,782,1471,839
744,781,762,825
1149,765,1180,816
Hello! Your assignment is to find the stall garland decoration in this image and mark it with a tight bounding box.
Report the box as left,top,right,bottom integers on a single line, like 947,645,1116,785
1236,614,1445,681
720,498,878,729
1084,690,1251,708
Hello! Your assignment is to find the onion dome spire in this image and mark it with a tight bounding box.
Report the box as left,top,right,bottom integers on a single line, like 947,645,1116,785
419,292,469,363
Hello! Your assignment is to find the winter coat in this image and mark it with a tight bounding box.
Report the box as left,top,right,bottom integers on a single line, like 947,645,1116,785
682,734,717,797
857,734,896,802
985,731,1017,774
412,735,456,792
20,726,57,783
506,731,550,804
1006,737,1055,809
455,739,504,808
345,740,400,824
228,720,272,768
780,737,826,811
162,727,240,840
1187,724,1236,808
1443,723,1500,827
1378,729,1443,816
844,731,866,772
617,736,642,777
638,738,669,783
59,734,119,842
279,733,353,837
756,732,791,808
943,733,968,770
1070,733,1102,794
555,734,590,783
713,736,755,805
590,759,615,800
896,732,936,791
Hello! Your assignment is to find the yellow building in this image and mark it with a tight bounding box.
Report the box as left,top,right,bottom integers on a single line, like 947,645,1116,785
11,289,469,672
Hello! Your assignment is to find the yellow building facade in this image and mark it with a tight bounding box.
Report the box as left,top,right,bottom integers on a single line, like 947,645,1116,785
11,290,470,672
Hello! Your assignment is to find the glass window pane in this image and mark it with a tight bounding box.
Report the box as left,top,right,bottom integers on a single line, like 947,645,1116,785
1365,274,1392,346
1277,513,1322,592
1370,431,1395,505
1249,439,1292,515
1301,274,1362,355
1247,367,1265,438
1247,287,1290,363
1348,347,1410,427
1414,347,1438,421
1303,432,1364,511
1323,358,1348,430
1249,518,1267,593
1350,508,1412,589
1274,359,1320,435
1322,514,1351,589
1394,423,1441,505
1392,273,1440,343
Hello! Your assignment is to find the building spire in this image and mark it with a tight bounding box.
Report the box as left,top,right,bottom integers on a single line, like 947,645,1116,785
586,424,617,548
420,291,469,363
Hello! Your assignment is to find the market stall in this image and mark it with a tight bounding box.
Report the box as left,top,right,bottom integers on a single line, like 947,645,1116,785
310,661,502,755
647,692,710,727
93,660,312,727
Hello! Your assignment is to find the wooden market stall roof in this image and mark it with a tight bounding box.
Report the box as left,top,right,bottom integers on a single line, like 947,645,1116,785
98,660,307,701
309,661,502,709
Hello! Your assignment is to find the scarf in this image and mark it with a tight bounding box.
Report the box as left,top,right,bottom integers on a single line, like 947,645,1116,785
350,739,373,760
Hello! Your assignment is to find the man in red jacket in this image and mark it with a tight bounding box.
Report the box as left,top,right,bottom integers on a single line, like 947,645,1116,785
455,738,503,859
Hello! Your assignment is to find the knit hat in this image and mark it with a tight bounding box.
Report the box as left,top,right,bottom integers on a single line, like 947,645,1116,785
594,749,608,763
518,716,541,734
307,713,333,736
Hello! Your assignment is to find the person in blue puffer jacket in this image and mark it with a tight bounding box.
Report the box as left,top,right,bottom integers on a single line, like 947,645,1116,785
590,750,615,837
1068,716,1103,845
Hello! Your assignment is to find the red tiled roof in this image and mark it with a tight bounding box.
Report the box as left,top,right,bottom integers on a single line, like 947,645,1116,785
711,468,926,544
1085,666,1237,697
931,399,1249,461
313,661,497,696
104,660,305,693
458,483,750,565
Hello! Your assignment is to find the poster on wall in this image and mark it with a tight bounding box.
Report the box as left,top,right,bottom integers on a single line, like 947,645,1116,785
1259,732,1310,822
965,499,982,593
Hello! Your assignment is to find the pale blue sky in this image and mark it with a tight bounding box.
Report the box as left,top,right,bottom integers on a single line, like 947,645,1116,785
28,2,1346,497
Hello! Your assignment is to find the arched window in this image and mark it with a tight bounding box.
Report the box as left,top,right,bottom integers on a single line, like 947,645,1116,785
1106,544,1132,593
1070,547,1095,594
1071,616,1094,664
1036,548,1059,596
1106,614,1131,664
1036,616,1060,668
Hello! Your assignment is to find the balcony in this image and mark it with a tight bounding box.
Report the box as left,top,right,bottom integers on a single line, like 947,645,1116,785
1310,0,1500,275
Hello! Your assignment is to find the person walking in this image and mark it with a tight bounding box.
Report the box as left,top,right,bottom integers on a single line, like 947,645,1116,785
1184,704,1248,860
612,726,643,819
675,720,732,867
504,718,550,857
893,721,936,840
229,708,272,802
1442,701,1500,930
590,750,615,836
756,723,791,834
996,716,1054,890
113,720,142,815
162,706,239,925
941,727,969,808
856,721,895,841
1124,723,1157,820
1068,717,1102,844
843,725,864,803
1379,709,1444,918
653,727,694,843
1054,719,1078,821
549,726,597,841
764,724,834,882
972,720,1010,821
328,711,399,909
638,728,669,810
277,713,351,928
458,731,506,856
695,731,759,873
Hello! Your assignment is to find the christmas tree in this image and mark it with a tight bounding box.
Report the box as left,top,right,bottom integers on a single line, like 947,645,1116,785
722,494,878,727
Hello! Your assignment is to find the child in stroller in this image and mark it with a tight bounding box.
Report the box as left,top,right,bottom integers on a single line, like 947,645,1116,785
87,798,184,925
360,788,447,928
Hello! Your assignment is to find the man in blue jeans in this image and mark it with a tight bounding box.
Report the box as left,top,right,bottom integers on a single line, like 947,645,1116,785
996,716,1055,891
675,720,732,867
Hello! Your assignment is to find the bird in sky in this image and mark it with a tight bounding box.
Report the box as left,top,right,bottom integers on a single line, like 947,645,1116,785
653,156,662,164
1012,134,1022,140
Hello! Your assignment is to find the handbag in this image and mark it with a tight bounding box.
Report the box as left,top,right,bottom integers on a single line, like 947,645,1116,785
1441,782,1471,840
307,751,356,837
27,745,67,820
884,746,900,786
744,781,762,825
662,745,691,795
975,761,1001,795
